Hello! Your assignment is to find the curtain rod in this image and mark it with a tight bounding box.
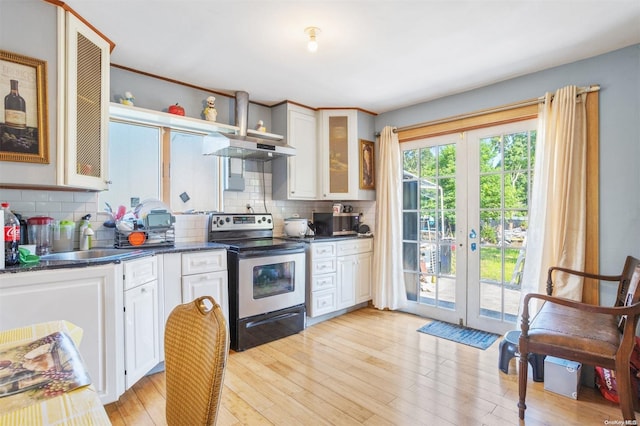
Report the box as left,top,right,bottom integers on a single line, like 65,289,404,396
376,85,600,136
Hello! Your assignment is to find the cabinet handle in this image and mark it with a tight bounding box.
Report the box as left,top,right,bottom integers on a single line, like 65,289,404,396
141,287,147,293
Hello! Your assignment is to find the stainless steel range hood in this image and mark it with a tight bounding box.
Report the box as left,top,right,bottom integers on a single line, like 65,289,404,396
203,91,295,161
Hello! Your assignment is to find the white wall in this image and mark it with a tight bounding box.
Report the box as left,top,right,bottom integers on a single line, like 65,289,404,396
0,0,59,186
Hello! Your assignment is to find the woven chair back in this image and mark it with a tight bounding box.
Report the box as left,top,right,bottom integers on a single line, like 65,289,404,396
165,296,229,426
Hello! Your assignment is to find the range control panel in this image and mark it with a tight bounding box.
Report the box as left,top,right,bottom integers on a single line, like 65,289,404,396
208,213,273,231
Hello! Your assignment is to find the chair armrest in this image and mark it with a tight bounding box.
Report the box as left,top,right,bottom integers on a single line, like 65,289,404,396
546,266,622,296
520,293,640,337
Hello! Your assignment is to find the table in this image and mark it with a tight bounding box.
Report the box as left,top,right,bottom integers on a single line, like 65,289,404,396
0,321,110,425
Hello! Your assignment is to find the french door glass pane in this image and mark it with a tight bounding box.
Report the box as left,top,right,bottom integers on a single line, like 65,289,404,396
403,212,418,240
403,141,456,311
403,181,418,209
478,130,535,322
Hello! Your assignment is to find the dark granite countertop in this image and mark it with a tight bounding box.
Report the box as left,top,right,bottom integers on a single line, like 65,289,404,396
0,242,227,274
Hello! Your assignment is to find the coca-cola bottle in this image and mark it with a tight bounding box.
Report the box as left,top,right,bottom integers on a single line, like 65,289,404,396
2,203,20,266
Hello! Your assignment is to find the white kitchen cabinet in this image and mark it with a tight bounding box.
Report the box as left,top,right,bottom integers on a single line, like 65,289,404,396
123,256,159,389
318,109,376,201
160,252,182,361
272,103,318,200
181,250,229,322
355,251,373,303
336,256,357,309
0,264,123,404
57,10,111,190
338,250,373,308
308,238,373,318
337,238,373,305
308,242,338,317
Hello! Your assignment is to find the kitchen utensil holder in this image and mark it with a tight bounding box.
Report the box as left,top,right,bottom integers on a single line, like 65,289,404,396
114,227,175,248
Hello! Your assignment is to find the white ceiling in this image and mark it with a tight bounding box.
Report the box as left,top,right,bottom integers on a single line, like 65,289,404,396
67,0,640,114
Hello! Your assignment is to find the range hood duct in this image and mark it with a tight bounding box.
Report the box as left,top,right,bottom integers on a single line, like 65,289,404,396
202,91,295,161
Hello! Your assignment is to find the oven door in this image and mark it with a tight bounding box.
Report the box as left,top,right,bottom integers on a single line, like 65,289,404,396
236,249,306,319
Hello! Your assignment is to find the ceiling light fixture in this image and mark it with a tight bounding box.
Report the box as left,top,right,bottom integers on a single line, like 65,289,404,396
305,27,320,52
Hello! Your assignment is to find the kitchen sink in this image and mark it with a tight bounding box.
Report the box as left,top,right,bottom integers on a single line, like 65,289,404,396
39,248,144,262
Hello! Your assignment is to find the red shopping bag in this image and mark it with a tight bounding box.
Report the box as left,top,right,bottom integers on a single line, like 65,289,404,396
595,337,640,403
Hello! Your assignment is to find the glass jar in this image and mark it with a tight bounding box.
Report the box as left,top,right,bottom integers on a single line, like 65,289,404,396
27,216,54,256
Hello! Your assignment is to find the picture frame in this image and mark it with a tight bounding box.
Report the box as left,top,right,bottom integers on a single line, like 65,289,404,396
359,139,375,189
0,50,49,164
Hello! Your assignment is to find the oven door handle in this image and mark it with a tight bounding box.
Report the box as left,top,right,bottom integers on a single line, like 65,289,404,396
245,312,299,328
237,247,305,258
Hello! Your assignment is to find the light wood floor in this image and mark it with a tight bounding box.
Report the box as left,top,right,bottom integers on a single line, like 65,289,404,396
106,307,625,425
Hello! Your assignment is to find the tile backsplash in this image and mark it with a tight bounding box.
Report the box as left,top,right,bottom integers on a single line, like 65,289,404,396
0,170,376,250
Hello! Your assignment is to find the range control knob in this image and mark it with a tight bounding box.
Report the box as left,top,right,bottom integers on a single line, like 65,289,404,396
217,219,225,226
225,217,230,222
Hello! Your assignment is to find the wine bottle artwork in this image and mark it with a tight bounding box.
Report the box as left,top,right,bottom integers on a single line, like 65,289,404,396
0,51,48,163
1,77,37,156
4,79,27,129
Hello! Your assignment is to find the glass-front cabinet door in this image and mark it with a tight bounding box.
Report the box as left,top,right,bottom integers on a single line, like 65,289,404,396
329,115,349,194
60,11,110,190
319,110,357,200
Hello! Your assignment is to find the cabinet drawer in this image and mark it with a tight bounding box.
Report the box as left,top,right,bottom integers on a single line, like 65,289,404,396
337,238,373,256
309,288,337,317
312,272,336,291
124,256,158,290
182,250,227,275
311,242,337,259
312,258,337,275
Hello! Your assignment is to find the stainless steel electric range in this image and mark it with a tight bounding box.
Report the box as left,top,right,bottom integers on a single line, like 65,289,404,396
207,213,306,351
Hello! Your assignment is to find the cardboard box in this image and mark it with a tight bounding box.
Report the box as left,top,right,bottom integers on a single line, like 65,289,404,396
544,356,582,399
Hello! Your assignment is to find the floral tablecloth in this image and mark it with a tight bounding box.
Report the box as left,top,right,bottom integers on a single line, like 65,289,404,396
0,321,110,425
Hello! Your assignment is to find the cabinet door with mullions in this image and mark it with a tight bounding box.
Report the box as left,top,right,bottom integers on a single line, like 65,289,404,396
61,11,110,190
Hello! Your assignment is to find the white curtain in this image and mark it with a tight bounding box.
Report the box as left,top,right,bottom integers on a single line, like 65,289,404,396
520,85,588,306
372,126,407,310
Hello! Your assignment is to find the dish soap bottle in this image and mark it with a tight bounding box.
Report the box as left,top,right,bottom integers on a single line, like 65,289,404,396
79,214,93,251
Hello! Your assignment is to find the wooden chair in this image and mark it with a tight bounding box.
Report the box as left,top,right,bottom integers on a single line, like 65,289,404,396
164,296,229,426
518,256,640,422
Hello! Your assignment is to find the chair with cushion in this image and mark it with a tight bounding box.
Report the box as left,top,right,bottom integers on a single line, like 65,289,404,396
518,255,640,422
164,295,229,426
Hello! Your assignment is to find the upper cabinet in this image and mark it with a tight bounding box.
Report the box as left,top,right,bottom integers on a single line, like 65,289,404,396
318,109,376,201
271,103,318,200
56,10,111,190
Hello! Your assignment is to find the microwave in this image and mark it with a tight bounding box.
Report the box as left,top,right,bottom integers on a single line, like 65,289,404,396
312,212,360,236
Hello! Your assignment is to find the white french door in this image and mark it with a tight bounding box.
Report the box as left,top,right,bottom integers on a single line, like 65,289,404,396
401,120,537,335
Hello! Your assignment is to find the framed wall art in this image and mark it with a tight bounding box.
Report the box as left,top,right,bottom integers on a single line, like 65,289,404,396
359,139,375,190
0,50,49,164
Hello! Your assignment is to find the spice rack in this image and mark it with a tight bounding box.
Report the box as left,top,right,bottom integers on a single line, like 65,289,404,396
114,228,175,248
